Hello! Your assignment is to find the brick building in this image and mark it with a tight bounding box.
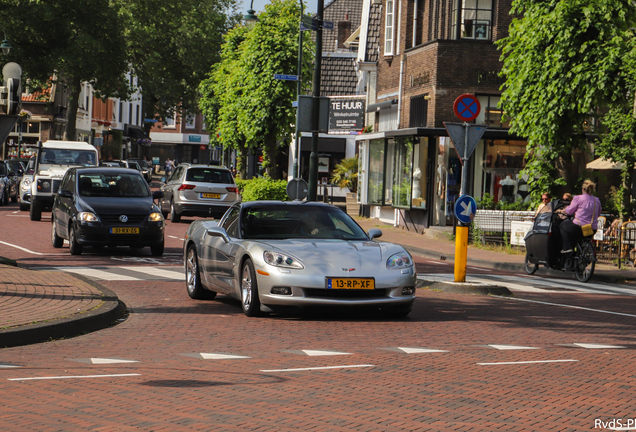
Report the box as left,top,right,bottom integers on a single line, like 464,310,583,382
355,0,528,229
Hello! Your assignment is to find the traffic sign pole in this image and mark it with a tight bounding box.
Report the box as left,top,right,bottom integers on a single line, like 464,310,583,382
450,94,482,283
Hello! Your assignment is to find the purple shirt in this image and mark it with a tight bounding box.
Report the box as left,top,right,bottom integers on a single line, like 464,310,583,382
565,193,601,229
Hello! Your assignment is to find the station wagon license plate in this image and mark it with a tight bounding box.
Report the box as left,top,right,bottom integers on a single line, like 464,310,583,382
201,193,221,199
326,278,374,290
110,227,139,234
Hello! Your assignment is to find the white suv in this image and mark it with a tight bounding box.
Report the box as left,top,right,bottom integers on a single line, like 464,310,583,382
29,140,99,221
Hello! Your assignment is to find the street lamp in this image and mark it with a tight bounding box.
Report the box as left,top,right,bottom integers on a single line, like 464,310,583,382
0,25,11,55
243,0,259,29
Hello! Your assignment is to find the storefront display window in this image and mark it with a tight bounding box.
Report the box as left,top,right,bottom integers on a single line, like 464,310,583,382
392,137,414,208
384,140,395,205
412,138,428,209
482,139,528,204
367,139,385,205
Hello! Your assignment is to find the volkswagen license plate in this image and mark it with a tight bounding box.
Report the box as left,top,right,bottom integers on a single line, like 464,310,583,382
326,278,374,290
110,227,139,234
201,193,221,199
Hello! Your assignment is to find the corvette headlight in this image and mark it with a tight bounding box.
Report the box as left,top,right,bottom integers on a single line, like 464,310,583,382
263,251,304,269
148,212,164,222
78,211,100,222
387,251,412,269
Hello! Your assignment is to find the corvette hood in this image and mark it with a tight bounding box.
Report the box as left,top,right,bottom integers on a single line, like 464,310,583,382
255,239,402,274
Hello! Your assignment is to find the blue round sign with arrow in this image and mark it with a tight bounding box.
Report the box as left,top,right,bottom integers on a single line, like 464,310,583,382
454,194,477,225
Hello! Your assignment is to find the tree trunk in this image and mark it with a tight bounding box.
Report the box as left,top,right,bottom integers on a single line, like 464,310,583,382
64,76,82,142
262,133,278,179
237,143,248,180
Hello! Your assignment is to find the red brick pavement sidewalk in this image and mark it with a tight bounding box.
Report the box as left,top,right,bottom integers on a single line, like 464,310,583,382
0,264,120,347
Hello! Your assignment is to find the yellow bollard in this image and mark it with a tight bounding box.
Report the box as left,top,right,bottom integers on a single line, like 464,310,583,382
454,225,469,282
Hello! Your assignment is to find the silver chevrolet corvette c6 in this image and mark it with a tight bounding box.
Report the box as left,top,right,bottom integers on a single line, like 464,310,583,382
183,201,417,317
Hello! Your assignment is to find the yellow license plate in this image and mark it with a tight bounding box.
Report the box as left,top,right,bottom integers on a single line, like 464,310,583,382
201,193,221,199
327,278,375,290
110,227,139,234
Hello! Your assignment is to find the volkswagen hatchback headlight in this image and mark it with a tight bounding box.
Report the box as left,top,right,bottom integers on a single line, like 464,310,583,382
263,251,304,269
387,251,413,269
78,211,100,222
148,212,164,222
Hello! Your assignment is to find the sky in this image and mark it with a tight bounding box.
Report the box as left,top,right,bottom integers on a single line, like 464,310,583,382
239,0,318,16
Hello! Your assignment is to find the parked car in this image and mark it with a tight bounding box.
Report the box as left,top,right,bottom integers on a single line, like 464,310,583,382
99,161,121,167
0,160,20,204
51,167,165,256
127,158,153,183
183,201,417,317
18,156,35,211
159,163,240,223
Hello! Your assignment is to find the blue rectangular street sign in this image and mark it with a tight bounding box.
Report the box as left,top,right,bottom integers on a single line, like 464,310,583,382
322,20,334,29
292,101,298,107
274,74,299,81
301,16,316,31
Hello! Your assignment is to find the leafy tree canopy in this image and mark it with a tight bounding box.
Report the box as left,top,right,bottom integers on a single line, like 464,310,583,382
117,0,240,125
200,0,315,179
498,0,636,200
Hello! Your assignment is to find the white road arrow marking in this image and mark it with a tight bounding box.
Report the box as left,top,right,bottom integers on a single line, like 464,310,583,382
398,347,449,354
488,345,540,350
90,358,139,364
200,353,251,360
572,343,625,349
301,350,352,356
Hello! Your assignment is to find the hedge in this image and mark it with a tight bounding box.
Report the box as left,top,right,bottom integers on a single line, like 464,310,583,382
237,177,288,202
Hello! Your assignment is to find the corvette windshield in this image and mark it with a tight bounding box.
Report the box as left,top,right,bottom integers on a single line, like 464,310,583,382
241,205,368,240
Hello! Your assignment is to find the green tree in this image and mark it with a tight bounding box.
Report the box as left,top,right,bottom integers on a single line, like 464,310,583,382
2,0,130,140
498,0,636,201
200,0,315,179
117,0,239,129
200,25,251,177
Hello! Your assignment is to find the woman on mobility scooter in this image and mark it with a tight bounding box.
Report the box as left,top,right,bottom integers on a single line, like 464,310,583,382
524,180,600,282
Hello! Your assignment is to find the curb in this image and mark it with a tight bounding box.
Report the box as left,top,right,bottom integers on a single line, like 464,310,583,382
0,280,125,349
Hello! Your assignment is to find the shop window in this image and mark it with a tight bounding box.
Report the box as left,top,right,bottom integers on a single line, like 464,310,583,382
385,140,396,205
384,0,395,55
481,139,528,204
476,95,509,129
451,0,492,40
392,138,415,208
367,139,385,205
409,95,428,128
412,138,428,209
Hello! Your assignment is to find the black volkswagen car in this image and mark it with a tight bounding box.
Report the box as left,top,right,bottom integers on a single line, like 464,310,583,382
51,167,165,256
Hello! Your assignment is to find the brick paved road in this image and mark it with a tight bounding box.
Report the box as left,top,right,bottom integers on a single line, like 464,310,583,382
2,277,636,431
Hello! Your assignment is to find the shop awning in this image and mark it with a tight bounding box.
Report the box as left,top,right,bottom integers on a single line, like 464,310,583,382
366,99,398,113
586,157,624,170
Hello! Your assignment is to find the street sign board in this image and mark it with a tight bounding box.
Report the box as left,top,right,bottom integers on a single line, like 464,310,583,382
454,195,477,225
453,94,481,122
322,20,334,29
287,178,309,201
274,74,299,81
443,122,487,164
292,101,298,107
301,16,317,31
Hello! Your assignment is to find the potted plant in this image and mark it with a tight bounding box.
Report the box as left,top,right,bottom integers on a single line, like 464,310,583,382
331,157,359,216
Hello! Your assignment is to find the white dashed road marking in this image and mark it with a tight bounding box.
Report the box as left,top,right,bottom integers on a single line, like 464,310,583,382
90,358,140,364
260,365,374,373
8,373,141,381
119,266,183,280
58,267,141,281
477,359,579,366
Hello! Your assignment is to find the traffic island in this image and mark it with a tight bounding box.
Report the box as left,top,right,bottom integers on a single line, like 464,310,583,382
417,279,512,296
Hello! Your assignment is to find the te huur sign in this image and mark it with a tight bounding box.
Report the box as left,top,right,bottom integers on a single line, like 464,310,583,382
328,98,365,132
